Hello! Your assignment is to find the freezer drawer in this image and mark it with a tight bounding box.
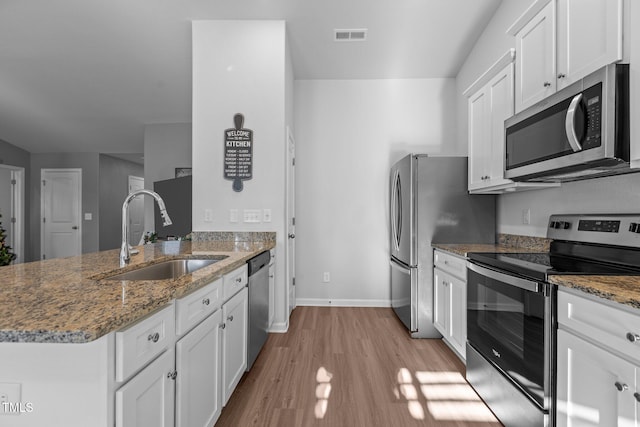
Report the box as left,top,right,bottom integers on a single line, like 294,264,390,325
390,258,417,332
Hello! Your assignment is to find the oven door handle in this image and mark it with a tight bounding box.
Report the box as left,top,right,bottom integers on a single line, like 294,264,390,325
468,262,541,293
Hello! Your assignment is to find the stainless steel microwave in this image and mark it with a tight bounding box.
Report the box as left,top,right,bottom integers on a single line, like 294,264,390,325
504,63,632,182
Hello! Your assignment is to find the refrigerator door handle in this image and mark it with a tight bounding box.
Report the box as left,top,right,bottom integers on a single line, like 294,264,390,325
391,170,402,251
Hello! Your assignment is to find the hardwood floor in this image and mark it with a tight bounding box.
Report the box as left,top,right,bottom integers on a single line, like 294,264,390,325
215,306,502,426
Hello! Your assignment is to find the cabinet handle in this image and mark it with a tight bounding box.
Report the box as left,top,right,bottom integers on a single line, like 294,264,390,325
557,73,566,79
626,332,640,343
202,298,210,306
227,315,234,322
543,81,552,87
148,332,160,343
236,277,242,283
634,392,640,402
220,323,226,329
614,382,628,392
167,371,177,380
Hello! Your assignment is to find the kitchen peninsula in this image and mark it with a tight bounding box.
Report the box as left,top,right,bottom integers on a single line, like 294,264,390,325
0,233,274,426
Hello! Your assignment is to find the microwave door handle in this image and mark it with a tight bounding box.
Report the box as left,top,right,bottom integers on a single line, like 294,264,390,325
565,93,584,152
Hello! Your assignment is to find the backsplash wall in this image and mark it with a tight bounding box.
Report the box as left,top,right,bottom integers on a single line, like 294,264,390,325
498,172,640,236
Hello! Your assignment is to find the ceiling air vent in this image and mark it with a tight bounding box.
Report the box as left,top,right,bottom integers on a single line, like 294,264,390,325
334,29,367,42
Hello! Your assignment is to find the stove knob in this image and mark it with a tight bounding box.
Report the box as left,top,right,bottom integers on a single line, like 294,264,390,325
549,221,557,229
630,223,639,233
563,221,571,229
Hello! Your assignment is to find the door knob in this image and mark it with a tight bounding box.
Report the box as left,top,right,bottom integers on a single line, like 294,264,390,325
72,226,78,230
288,233,295,239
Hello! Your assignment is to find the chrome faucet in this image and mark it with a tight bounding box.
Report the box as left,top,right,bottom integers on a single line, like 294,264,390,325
120,189,172,267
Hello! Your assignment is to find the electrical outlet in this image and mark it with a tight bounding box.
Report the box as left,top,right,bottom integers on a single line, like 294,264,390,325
522,208,531,225
323,272,330,283
204,209,213,222
263,209,272,223
229,209,239,223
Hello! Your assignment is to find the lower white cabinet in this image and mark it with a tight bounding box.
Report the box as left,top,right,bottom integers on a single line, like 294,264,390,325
222,286,248,405
116,349,176,427
433,249,467,360
557,329,636,427
557,290,640,427
175,310,223,427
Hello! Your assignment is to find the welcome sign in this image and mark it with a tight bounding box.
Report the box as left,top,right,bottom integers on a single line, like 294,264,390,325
224,113,253,192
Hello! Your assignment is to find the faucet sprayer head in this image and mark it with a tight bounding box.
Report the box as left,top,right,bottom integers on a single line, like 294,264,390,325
160,209,173,227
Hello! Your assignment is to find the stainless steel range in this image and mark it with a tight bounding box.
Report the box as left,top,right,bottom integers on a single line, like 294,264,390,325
466,214,640,427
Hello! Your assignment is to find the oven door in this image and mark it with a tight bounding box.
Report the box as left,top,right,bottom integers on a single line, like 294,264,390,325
467,262,553,409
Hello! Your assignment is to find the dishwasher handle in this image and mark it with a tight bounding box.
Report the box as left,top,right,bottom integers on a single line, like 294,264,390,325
248,251,271,276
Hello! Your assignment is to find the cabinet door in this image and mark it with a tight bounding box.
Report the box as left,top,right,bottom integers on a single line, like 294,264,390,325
433,268,449,337
487,63,514,183
116,349,176,427
557,330,636,427
448,274,466,360
468,87,490,188
515,0,556,112
222,286,248,405
556,0,623,90
175,310,223,427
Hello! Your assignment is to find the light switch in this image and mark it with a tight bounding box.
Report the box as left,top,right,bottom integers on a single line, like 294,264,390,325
84,213,92,221
243,209,261,223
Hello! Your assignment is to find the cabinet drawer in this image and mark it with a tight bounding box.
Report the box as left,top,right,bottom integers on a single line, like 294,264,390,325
433,250,467,280
223,264,248,301
558,290,640,363
116,304,175,382
175,278,223,336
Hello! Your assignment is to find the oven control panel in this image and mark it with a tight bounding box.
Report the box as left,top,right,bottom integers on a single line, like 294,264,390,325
548,214,640,247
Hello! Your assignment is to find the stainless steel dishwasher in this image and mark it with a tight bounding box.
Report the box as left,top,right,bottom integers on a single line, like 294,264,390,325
247,251,270,370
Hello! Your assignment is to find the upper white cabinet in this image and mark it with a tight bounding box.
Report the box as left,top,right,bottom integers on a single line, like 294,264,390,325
465,50,559,194
509,0,623,113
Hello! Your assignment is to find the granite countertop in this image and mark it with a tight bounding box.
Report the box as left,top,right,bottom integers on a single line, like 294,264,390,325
433,234,640,311
0,239,274,344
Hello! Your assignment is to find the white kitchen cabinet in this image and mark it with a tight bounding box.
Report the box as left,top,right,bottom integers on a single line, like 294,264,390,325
175,309,223,427
433,249,467,360
557,289,640,426
465,50,558,194
116,349,176,427
222,286,248,405
509,0,623,113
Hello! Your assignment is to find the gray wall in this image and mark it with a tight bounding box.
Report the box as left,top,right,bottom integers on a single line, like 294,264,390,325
0,139,31,260
98,154,144,251
30,153,100,259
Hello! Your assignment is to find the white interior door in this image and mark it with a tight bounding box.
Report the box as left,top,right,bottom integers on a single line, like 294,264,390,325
128,176,145,246
286,127,296,315
0,166,23,263
41,168,82,260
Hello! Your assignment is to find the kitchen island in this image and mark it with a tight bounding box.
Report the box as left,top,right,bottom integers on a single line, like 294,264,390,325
0,234,274,426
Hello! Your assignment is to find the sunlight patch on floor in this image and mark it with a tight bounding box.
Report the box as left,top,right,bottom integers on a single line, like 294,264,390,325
394,369,499,423
314,366,333,419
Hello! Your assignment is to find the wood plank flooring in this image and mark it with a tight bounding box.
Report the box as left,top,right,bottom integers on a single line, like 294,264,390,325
215,306,502,426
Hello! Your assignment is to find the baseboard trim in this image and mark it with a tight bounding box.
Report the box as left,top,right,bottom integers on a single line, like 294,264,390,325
268,321,289,333
295,298,391,307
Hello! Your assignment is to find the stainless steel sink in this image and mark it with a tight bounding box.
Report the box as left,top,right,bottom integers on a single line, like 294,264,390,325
104,256,227,281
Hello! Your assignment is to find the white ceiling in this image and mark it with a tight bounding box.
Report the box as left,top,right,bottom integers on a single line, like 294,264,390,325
0,0,501,157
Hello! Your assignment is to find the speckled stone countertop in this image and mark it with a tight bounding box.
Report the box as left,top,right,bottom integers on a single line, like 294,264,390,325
433,234,640,311
0,238,274,343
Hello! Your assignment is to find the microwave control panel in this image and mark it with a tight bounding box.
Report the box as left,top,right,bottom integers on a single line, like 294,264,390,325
581,83,603,149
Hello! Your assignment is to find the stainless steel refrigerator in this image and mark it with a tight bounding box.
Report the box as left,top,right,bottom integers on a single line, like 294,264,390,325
390,154,495,338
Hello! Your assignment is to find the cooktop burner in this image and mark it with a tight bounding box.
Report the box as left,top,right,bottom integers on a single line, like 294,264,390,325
468,214,640,282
